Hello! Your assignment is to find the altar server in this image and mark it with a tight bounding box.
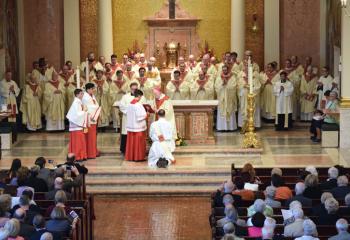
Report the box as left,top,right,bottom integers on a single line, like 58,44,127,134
43,72,66,131
125,90,148,161
82,83,101,159
215,65,238,131
148,109,175,167
66,89,88,161
274,71,294,130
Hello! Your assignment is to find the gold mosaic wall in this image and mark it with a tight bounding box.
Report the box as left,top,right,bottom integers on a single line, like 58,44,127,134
111,0,231,58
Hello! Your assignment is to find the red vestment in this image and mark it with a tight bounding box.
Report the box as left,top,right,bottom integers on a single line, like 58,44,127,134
85,124,99,159
69,131,87,161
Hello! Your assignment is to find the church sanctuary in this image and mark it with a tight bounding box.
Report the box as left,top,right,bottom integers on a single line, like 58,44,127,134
1,0,350,239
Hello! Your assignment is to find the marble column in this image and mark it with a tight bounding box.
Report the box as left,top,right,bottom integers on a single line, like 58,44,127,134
17,0,26,87
319,0,327,67
98,0,113,58
231,0,245,60
64,0,80,66
264,0,279,65
340,8,350,148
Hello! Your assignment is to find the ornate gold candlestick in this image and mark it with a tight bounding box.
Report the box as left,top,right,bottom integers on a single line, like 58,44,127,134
242,93,261,148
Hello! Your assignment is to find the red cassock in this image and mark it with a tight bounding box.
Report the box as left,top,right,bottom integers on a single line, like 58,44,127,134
69,130,87,161
125,131,146,161
85,124,99,159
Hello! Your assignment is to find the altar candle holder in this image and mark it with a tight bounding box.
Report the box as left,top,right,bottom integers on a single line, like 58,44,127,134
242,93,261,148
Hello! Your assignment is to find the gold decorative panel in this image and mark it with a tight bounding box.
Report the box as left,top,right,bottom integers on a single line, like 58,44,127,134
245,0,264,68
112,0,230,59
79,0,98,61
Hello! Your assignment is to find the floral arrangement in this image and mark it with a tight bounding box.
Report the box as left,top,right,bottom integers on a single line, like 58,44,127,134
197,40,216,61
175,133,187,147
127,40,144,60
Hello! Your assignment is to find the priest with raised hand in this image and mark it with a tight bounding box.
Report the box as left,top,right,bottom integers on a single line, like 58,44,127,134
0,70,20,122
125,90,148,162
215,65,237,131
66,89,89,162
20,74,42,131
119,82,146,154
152,86,177,140
273,71,294,131
82,83,101,159
166,70,190,100
43,72,66,131
148,109,175,167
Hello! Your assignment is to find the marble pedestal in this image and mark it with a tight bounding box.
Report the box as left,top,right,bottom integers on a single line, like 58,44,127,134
340,108,350,148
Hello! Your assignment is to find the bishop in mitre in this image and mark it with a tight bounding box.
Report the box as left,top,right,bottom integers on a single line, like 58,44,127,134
274,71,294,130
166,70,190,100
20,74,42,131
42,72,66,131
190,70,214,100
215,65,238,131
0,70,20,122
66,89,89,161
148,109,175,167
110,70,129,129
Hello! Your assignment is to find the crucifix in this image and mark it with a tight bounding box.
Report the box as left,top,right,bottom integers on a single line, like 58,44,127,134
169,0,175,19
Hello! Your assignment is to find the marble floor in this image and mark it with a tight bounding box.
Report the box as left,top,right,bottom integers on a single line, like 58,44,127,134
1,126,349,171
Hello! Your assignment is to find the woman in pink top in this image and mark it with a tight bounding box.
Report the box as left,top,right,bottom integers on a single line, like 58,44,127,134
248,212,265,237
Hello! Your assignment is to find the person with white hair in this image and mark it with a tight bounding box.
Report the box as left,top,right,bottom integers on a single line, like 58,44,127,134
264,186,281,208
40,232,53,240
247,199,273,220
320,167,339,190
303,174,322,199
331,175,350,199
295,219,319,240
285,182,312,207
145,57,161,86
284,207,314,238
213,180,242,208
329,218,350,240
221,222,244,240
217,204,248,237
318,198,340,225
312,192,333,215
305,166,318,176
4,219,23,240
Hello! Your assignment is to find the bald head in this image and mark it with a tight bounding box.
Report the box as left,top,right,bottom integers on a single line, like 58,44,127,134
14,208,26,221
54,177,63,189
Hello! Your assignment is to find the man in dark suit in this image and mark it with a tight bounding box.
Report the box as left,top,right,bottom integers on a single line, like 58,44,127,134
57,153,88,175
11,194,41,225
30,214,62,240
285,182,312,207
320,167,339,190
45,177,72,200
331,175,350,199
13,208,35,239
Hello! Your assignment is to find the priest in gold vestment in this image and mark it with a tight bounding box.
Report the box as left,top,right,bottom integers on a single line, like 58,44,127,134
166,70,190,100
260,62,279,120
21,74,42,131
190,71,214,100
92,70,110,127
59,64,76,111
215,65,238,131
300,66,318,121
135,67,154,100
43,72,66,131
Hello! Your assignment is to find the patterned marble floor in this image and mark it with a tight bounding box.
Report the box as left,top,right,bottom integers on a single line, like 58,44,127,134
0,127,347,171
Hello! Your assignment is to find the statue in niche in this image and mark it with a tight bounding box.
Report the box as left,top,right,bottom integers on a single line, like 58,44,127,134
163,41,181,69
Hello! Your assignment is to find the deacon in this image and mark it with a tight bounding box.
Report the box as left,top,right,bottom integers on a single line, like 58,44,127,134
273,71,294,131
148,109,175,167
119,82,145,154
135,67,154,100
0,70,20,122
20,74,42,131
260,62,278,120
92,70,110,128
82,83,101,159
152,86,177,140
190,70,214,100
215,65,237,131
166,70,190,100
109,70,129,130
300,66,318,121
125,90,148,161
43,72,66,131
66,89,89,161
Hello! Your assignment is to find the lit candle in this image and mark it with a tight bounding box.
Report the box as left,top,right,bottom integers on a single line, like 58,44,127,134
248,57,253,94
76,66,80,89
85,58,89,82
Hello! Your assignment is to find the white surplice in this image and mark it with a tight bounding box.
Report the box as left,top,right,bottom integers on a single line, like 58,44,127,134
148,118,175,167
66,97,88,131
126,100,147,132
82,92,101,125
273,80,294,115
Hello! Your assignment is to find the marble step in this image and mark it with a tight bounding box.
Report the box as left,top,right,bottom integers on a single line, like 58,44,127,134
86,184,215,195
